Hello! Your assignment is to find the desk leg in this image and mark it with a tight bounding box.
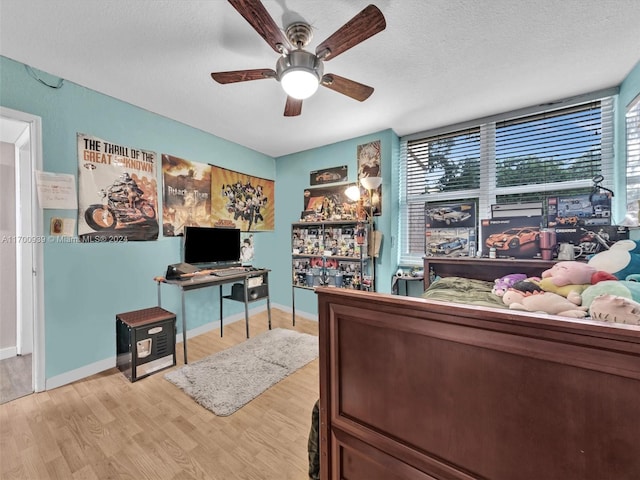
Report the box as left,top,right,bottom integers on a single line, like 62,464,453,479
243,279,250,338
181,290,188,364
292,286,296,326
219,285,223,337
267,291,272,331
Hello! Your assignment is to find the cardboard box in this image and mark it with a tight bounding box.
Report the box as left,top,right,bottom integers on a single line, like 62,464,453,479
554,225,629,260
480,216,542,259
425,227,474,257
548,193,612,227
425,201,476,229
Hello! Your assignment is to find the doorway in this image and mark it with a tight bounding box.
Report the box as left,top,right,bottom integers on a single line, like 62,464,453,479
0,107,45,403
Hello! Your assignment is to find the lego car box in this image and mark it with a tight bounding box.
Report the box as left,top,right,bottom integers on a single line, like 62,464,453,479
480,216,542,259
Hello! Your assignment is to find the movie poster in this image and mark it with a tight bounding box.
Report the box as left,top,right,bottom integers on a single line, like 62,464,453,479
77,133,159,241
161,154,212,236
357,140,382,215
211,166,275,231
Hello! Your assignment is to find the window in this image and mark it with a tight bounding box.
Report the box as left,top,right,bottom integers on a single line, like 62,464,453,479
399,96,614,265
626,94,640,225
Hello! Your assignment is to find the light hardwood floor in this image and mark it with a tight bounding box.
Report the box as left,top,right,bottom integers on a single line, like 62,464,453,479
0,310,319,480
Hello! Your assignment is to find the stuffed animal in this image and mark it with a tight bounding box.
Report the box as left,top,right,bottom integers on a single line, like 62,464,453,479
541,261,597,286
537,277,590,304
511,278,543,294
588,239,640,280
492,273,528,297
502,289,588,318
589,294,640,325
580,279,640,310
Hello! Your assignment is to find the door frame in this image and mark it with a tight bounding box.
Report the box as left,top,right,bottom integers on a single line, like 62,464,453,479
1,106,45,392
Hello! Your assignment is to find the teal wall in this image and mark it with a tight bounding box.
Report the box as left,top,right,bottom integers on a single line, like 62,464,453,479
0,56,276,380
273,129,399,317
620,60,640,123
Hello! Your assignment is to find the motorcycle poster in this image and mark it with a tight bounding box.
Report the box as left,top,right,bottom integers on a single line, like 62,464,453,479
77,133,159,241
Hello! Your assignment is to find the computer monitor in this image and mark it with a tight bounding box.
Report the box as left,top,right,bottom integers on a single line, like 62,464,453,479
182,226,241,267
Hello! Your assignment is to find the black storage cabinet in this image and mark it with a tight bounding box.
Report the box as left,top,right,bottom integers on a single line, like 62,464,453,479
116,306,176,382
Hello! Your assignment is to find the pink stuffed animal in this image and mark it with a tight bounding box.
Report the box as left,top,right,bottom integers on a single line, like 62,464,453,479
541,261,597,287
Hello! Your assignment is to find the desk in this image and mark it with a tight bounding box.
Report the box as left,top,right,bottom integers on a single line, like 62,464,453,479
155,268,271,364
391,274,424,296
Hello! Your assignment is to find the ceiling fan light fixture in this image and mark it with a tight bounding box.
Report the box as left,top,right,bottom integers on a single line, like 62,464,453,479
277,49,323,100
214,2,386,116
281,69,319,99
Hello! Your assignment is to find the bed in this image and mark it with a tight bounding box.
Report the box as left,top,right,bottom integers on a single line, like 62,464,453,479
316,286,640,480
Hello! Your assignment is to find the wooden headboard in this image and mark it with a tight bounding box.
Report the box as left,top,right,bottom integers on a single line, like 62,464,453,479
423,257,557,289
317,287,640,480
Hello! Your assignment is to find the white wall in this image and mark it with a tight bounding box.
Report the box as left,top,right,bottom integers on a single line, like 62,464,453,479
0,141,17,355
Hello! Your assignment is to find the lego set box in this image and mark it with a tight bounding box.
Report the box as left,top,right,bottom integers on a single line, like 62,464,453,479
424,201,478,257
548,193,612,227
480,216,543,259
425,227,475,257
425,201,476,229
554,225,630,260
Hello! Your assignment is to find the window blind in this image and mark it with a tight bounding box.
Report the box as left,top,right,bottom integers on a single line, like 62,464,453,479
626,94,640,224
398,96,615,266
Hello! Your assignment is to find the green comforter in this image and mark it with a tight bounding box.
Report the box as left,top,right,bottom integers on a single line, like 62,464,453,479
421,276,508,309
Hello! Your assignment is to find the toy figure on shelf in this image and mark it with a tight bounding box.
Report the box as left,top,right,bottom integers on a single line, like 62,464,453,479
356,223,366,245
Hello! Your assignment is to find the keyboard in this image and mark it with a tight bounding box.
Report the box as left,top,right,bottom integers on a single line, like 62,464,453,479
210,267,246,277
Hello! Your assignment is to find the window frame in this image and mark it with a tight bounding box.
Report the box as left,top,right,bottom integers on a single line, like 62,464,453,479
398,90,617,266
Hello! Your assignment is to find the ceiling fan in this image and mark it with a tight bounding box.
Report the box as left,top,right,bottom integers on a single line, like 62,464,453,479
211,0,386,117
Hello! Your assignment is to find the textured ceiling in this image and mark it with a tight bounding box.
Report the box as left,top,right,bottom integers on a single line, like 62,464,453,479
1,0,639,158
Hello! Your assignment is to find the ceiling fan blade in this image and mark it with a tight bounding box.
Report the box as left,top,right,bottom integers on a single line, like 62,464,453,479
321,74,374,102
315,4,386,61
211,68,276,84
228,0,291,53
284,97,303,117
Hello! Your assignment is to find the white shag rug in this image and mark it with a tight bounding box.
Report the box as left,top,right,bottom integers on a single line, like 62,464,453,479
164,328,318,416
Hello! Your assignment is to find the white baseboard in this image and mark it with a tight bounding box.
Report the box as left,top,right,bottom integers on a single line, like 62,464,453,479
270,302,318,322
45,304,284,390
46,356,116,390
0,346,18,361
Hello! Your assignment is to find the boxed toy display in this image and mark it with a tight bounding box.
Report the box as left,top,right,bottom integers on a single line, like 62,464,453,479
548,193,612,227
480,216,543,259
554,225,630,260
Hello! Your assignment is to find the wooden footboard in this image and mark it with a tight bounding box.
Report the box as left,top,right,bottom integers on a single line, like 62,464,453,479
316,287,640,480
